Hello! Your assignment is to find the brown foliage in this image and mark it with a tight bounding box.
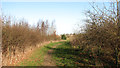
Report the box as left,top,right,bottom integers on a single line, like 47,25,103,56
2,16,58,58
70,2,120,66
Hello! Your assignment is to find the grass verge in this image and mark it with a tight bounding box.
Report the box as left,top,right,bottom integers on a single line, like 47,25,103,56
18,41,61,66
50,41,96,67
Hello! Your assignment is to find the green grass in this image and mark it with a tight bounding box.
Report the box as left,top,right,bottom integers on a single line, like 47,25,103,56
44,41,79,67
47,41,96,67
17,41,119,67
18,41,62,66
50,41,80,67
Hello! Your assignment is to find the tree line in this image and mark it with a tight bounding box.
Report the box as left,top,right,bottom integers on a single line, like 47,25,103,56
2,16,59,60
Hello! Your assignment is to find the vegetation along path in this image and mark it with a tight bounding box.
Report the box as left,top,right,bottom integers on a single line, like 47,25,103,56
18,41,63,66
18,41,87,67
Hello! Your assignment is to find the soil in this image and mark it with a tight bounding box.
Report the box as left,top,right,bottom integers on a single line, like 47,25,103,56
42,43,61,66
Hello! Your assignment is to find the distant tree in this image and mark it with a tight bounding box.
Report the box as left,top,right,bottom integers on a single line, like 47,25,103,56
61,34,66,40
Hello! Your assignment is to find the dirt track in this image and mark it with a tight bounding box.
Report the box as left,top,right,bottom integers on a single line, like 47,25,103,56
42,43,61,66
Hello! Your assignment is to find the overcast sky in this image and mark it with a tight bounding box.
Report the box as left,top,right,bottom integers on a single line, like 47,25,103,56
1,1,111,35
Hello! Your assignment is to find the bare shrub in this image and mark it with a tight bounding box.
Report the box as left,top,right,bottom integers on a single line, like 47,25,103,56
71,2,120,66
2,16,58,59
